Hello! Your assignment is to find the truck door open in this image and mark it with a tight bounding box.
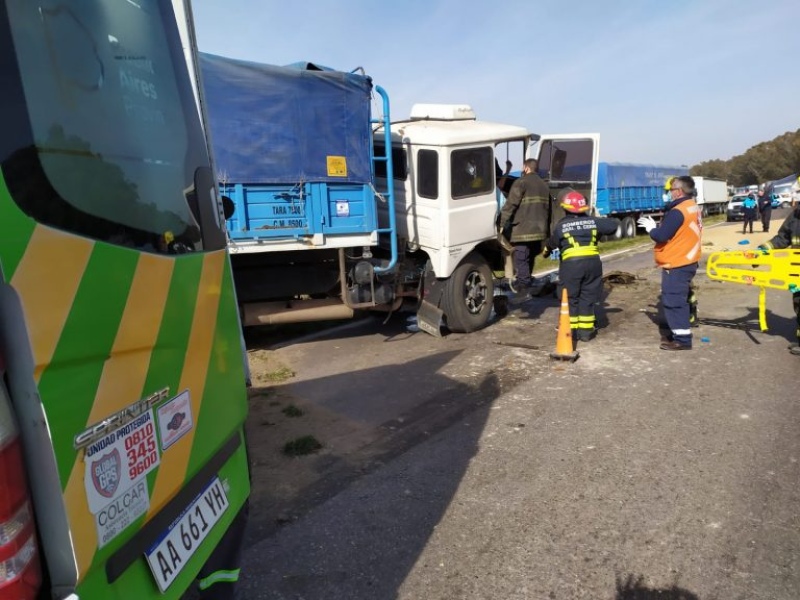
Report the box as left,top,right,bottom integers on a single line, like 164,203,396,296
530,134,600,214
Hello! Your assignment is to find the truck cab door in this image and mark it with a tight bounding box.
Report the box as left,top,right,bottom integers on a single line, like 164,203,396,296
529,133,600,214
444,137,533,255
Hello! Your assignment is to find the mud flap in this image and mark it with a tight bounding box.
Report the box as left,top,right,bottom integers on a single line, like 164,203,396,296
416,265,446,337
416,300,445,337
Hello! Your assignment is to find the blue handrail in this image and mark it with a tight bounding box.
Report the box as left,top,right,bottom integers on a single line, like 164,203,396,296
370,85,397,273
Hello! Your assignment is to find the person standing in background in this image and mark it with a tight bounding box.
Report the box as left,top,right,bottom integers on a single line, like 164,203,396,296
495,158,514,198
742,193,757,234
757,188,772,233
637,176,702,351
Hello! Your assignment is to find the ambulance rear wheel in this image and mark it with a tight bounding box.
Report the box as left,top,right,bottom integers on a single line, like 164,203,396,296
441,252,494,333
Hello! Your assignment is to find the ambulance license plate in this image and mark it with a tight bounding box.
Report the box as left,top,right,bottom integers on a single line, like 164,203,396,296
145,477,229,592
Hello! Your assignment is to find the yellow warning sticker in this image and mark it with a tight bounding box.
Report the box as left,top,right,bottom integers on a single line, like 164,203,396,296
327,156,347,177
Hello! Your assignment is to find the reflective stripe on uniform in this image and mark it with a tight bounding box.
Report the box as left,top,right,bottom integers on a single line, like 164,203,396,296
570,316,595,329
685,220,702,261
562,246,600,259
562,231,599,260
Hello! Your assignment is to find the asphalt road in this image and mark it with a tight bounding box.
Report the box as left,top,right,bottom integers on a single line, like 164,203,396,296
235,219,799,600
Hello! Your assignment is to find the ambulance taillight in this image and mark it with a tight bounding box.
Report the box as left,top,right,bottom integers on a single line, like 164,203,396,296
0,353,42,599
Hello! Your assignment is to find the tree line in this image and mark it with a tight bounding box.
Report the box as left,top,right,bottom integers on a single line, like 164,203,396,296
690,128,800,186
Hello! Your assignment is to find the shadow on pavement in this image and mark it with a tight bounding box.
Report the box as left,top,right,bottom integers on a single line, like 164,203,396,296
697,305,795,346
616,573,700,599
239,350,503,599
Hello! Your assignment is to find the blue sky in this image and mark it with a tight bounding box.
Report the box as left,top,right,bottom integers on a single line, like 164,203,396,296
190,0,799,167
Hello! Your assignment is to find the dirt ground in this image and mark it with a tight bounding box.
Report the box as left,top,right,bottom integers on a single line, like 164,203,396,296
243,348,386,541
240,215,785,546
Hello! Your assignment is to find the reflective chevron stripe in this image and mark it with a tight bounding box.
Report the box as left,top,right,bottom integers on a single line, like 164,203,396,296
0,174,249,584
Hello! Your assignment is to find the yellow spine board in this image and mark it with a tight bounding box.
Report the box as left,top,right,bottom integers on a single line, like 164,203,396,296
706,249,800,331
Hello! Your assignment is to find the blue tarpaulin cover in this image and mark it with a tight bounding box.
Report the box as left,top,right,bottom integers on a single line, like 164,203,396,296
771,173,797,187
597,162,689,189
199,52,373,184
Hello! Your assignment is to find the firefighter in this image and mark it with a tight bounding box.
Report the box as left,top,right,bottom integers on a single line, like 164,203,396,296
543,189,619,341
498,158,551,293
758,204,800,356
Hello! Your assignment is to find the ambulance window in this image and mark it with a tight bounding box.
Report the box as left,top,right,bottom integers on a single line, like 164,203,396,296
417,150,438,199
1,1,208,253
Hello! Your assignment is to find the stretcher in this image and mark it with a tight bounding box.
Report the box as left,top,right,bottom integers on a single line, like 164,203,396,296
706,248,800,331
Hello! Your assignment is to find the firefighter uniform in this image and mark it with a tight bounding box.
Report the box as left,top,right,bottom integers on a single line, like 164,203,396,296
759,205,800,354
544,190,619,341
499,163,552,290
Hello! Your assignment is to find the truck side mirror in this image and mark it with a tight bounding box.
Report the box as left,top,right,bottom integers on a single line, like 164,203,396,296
221,195,235,220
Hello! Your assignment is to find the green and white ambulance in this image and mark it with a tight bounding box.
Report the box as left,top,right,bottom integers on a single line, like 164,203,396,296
0,1,251,597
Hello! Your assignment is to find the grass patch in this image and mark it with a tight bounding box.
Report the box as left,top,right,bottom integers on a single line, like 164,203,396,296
597,236,651,253
281,404,304,418
283,435,322,456
262,366,295,383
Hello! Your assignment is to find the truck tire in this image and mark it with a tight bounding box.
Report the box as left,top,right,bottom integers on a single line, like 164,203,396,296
611,221,624,240
441,252,494,333
622,216,636,238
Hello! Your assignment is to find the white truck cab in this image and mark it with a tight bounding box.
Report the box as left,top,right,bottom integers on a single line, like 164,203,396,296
374,104,599,334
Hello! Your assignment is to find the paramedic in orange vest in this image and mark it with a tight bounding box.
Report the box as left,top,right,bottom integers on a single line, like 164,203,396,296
637,175,702,351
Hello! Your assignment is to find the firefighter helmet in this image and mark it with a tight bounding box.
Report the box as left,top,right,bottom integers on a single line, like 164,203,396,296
560,190,589,213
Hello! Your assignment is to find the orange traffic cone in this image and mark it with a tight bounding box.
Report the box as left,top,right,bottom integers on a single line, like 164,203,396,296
550,288,579,362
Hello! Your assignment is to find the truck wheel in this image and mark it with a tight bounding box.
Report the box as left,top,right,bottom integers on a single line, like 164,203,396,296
622,216,636,238
611,221,624,240
441,252,494,333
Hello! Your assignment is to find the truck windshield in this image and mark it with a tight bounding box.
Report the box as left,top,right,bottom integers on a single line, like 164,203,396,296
0,1,208,253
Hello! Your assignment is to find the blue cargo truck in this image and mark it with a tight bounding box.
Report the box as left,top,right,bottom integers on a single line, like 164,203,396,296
198,53,402,327
594,162,689,238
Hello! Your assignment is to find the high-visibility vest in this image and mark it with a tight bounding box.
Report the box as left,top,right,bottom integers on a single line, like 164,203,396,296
654,200,702,268
562,229,599,260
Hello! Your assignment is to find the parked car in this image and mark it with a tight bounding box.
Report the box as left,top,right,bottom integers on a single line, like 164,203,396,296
726,195,748,221
772,192,791,209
